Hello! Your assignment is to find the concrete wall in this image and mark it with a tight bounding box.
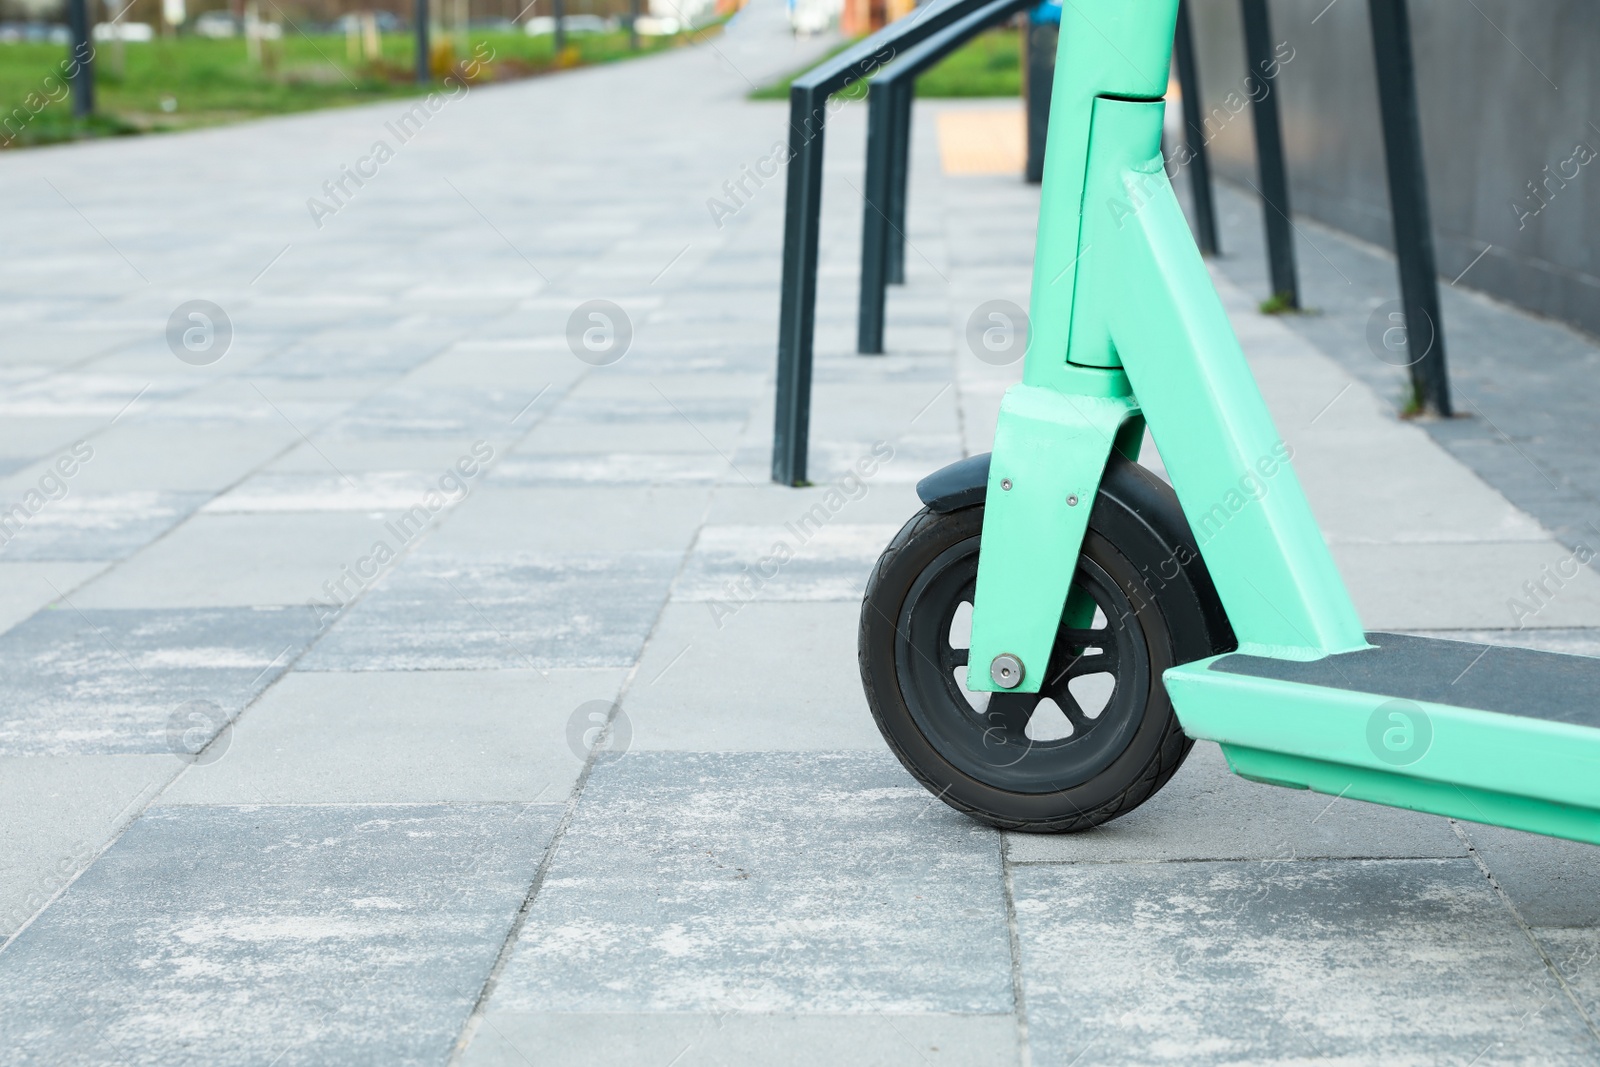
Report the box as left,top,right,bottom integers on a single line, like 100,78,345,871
1188,0,1599,336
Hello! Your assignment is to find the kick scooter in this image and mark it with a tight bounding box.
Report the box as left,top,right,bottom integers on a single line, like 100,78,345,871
859,0,1600,843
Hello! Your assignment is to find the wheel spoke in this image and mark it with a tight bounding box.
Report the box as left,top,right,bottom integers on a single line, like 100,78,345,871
1066,650,1117,676
1057,689,1096,729
1058,625,1109,644
1047,649,1118,688
984,693,1036,735
947,646,969,668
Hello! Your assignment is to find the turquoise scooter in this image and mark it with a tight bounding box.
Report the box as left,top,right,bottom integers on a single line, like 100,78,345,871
859,0,1600,842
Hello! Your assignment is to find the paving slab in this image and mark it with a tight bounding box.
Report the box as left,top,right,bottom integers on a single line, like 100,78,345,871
200,469,487,514
425,485,711,556
0,755,172,938
626,600,883,751
460,1011,1020,1067
0,417,109,463
157,667,624,805
40,422,300,493
487,451,729,488
517,414,749,456
0,372,200,421
1004,741,1464,864
70,510,409,608
299,550,681,671
0,490,211,562
674,523,899,605
262,433,531,475
1451,820,1600,929
1011,858,1600,1065
0,803,562,1066
328,385,534,439
1535,928,1600,1024
0,560,109,635
0,605,317,756
703,481,923,526
485,751,1013,1015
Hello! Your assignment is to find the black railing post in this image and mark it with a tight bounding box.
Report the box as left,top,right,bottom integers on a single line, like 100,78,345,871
772,0,988,485
774,88,827,485
414,0,430,83
1173,0,1218,255
885,79,913,286
1239,0,1298,307
1023,11,1057,184
66,0,94,117
858,85,896,355
1369,0,1450,416
857,0,1034,359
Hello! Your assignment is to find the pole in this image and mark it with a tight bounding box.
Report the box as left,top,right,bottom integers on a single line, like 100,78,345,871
1023,12,1055,184
773,84,826,485
66,0,94,117
1369,0,1450,416
629,0,640,50
884,79,912,285
858,84,895,354
1173,0,1219,255
414,0,429,83
1239,0,1298,307
554,0,566,53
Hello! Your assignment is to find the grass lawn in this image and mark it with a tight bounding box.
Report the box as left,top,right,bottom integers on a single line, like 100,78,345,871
0,23,720,149
746,26,1020,101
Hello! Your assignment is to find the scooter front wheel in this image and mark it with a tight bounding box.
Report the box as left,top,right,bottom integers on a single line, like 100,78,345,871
859,457,1231,833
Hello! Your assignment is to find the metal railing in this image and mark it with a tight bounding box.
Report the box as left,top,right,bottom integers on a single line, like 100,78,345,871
856,0,1037,356
1231,0,1448,413
772,0,1002,486
772,0,1454,485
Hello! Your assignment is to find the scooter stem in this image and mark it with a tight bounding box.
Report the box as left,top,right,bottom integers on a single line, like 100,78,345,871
965,0,1367,693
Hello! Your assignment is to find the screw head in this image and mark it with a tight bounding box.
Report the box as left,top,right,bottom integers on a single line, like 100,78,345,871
1066,494,1079,507
990,653,1024,689
1000,479,1013,491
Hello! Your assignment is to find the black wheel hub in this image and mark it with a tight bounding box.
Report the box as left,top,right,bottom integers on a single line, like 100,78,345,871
894,535,1152,794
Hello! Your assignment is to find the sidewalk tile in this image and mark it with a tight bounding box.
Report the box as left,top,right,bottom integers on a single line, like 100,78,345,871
487,752,1012,1015
0,491,210,562
0,755,171,937
158,668,623,805
674,524,898,605
300,552,680,671
461,1011,1019,1067
625,601,883,751
0,803,560,1065
0,605,317,756
1013,858,1598,1065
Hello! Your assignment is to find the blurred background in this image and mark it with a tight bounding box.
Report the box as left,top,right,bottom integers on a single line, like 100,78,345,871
0,0,1037,148
0,0,750,146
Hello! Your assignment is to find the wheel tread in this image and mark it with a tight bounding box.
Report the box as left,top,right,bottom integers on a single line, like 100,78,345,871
859,490,1206,834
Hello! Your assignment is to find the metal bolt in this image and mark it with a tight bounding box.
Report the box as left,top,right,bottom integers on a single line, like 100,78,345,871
1066,494,1079,507
990,653,1024,689
1000,479,1012,491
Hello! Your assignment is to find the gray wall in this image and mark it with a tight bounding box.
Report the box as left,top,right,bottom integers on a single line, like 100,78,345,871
1189,0,1599,336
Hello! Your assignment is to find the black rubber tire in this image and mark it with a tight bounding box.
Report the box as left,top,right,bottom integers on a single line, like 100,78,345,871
858,456,1235,833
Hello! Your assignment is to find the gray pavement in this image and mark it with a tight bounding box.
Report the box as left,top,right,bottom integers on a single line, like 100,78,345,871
2,9,1600,1065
